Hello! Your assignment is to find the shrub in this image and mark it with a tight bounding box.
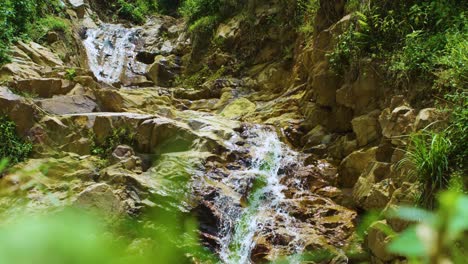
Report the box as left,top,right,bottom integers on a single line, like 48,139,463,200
399,131,451,208
28,15,71,42
0,116,33,165
328,0,468,90
91,127,136,157
0,0,64,65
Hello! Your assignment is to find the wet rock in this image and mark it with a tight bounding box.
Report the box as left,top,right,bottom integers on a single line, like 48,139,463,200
220,98,256,119
36,95,98,115
301,125,331,149
338,147,377,188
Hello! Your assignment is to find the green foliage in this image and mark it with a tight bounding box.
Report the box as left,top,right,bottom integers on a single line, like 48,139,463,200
0,0,65,64
179,0,242,45
0,206,216,263
328,0,468,89
296,0,320,36
65,68,77,81
0,116,33,165
188,15,218,34
91,127,136,157
28,15,71,42
444,91,468,174
388,191,468,263
116,0,145,24
400,132,451,208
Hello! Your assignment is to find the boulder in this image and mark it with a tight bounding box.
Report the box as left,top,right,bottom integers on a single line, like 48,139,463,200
301,125,331,148
36,95,98,115
367,221,396,262
220,98,256,119
146,55,180,87
75,183,124,217
414,108,446,131
16,41,63,67
335,63,380,114
338,147,377,188
351,110,381,147
379,98,416,143
0,86,39,135
12,78,73,98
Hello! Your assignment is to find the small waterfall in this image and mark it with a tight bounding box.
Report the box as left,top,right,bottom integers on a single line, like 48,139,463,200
83,24,144,84
217,126,304,264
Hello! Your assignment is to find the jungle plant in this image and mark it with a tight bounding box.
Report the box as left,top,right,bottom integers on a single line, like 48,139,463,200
0,116,33,165
399,131,451,209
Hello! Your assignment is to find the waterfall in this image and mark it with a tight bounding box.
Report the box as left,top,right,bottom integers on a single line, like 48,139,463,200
83,24,144,84
217,126,304,264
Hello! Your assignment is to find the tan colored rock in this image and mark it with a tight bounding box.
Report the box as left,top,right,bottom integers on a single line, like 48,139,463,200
0,86,39,135
16,41,63,67
301,125,330,148
310,62,341,107
335,63,380,114
367,220,396,262
379,103,416,143
36,95,98,115
12,78,73,98
146,55,179,87
414,108,446,131
75,183,123,216
351,110,381,147
338,147,377,188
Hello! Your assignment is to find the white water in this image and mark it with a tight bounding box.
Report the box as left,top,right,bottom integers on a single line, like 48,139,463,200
217,126,305,264
83,24,143,84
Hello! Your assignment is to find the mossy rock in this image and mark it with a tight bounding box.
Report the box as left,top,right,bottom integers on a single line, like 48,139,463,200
220,98,256,119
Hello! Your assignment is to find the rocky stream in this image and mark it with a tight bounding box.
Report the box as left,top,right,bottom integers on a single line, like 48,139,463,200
0,1,441,263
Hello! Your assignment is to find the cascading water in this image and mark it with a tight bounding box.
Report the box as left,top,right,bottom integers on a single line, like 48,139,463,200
83,24,145,84
216,126,306,264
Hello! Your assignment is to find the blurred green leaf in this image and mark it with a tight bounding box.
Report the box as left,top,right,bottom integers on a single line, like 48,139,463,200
388,226,426,257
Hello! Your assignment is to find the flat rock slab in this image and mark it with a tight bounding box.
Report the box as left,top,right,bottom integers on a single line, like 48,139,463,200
36,95,98,115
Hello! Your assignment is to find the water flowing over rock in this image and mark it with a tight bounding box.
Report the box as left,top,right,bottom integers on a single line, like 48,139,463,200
83,24,145,85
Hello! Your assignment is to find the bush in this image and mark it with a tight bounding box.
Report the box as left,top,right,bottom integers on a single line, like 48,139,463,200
0,0,64,65
28,15,71,42
0,116,33,165
328,0,468,90
400,131,451,208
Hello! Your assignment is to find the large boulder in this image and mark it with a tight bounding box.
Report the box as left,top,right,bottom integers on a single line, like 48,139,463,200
220,98,256,119
0,86,39,135
379,97,416,143
146,55,180,87
338,147,377,188
36,95,98,115
16,41,63,67
351,110,381,147
74,183,124,217
11,78,73,98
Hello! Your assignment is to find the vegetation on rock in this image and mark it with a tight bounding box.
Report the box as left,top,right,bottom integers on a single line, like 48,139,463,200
0,116,32,165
